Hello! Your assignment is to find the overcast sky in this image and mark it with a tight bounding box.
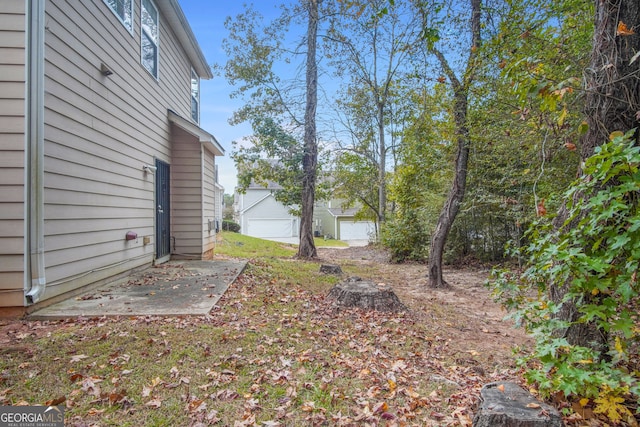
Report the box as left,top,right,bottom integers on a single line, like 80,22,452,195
179,1,286,193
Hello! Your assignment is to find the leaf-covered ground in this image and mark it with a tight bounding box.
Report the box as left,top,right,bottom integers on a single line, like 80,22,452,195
0,240,534,426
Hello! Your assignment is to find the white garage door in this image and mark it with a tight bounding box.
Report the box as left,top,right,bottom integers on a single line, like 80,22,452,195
339,221,374,240
247,219,295,238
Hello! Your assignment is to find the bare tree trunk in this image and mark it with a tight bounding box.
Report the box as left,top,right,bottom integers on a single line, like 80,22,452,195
428,94,470,287
297,0,319,259
378,102,386,225
550,0,640,352
580,0,640,156
427,0,481,288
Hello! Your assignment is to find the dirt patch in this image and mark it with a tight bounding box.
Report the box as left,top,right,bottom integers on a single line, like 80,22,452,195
318,245,532,369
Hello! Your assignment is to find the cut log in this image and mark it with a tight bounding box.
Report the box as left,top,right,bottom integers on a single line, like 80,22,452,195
327,277,406,312
472,382,563,427
319,264,342,275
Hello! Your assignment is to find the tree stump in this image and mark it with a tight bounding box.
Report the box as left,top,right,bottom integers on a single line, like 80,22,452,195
319,264,342,275
472,382,563,427
327,277,406,312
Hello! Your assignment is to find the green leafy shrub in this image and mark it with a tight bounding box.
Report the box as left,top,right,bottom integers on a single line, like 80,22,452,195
490,130,640,420
381,208,430,263
222,220,241,233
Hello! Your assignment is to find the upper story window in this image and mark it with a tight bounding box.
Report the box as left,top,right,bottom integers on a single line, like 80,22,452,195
104,0,133,32
191,69,200,123
141,0,159,78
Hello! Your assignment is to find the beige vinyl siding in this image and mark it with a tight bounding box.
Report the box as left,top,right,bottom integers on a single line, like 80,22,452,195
0,0,25,300
171,127,204,257
202,149,215,256
38,0,200,300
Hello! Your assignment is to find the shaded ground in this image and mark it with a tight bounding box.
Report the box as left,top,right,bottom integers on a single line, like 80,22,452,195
0,243,537,426
318,245,532,369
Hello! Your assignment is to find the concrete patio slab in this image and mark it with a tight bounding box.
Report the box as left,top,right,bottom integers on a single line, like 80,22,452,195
29,259,247,319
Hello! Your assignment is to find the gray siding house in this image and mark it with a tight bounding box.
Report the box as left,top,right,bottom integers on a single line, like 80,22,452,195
233,183,374,242
313,200,375,241
234,182,299,239
0,0,224,315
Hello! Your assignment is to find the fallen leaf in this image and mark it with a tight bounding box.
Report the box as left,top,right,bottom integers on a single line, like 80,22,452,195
69,373,83,383
497,384,505,393
301,401,316,412
146,398,162,408
81,378,101,398
187,399,206,413
430,411,446,420
391,359,407,372
536,199,547,217
70,354,89,363
387,379,396,391
617,21,635,36
372,401,388,414
170,366,179,378
87,408,106,416
108,391,127,406
142,385,152,397
44,396,66,406
526,402,541,409
457,411,473,426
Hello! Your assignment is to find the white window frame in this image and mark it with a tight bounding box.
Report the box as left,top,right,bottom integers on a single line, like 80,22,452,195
191,68,200,123
103,0,133,33
141,0,159,79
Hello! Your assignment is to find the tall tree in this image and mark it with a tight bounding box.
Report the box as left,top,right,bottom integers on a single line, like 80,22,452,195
579,0,640,156
452,0,592,262
298,0,320,258
326,0,421,225
550,0,640,352
223,2,323,258
418,0,482,288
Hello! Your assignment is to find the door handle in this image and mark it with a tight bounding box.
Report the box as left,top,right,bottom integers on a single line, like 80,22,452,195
158,205,164,213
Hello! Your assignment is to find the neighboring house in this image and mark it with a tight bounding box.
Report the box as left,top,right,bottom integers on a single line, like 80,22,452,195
314,200,376,241
234,182,299,239
233,181,375,242
0,0,224,315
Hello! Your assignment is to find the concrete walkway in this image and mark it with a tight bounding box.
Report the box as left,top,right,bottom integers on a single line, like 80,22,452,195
30,259,247,320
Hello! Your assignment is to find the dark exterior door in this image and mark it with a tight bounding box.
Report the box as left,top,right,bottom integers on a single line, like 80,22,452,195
155,159,170,260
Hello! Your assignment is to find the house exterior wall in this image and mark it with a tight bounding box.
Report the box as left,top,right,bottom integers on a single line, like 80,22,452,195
0,0,221,311
214,175,224,234
313,201,336,238
241,188,274,208
170,127,219,260
201,147,216,257
171,126,203,258
238,189,299,238
0,1,26,306
41,0,199,300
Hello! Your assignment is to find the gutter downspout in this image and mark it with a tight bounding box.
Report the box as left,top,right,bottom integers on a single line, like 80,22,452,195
25,0,46,304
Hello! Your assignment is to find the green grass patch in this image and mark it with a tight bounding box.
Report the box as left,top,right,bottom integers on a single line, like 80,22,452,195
215,231,296,258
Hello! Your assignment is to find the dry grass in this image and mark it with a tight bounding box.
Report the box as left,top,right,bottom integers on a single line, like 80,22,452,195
0,233,525,426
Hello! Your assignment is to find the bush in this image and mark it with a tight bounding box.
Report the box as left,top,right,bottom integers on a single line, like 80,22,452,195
381,209,430,263
222,220,241,233
490,131,640,421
